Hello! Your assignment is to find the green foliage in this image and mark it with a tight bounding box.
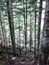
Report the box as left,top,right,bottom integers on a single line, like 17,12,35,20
0,47,3,55
0,47,8,57
0,63,3,65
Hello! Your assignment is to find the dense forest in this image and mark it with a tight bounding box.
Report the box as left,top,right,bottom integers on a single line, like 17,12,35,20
0,0,49,65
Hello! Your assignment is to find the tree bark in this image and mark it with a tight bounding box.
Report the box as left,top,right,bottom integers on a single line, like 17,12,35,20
30,12,32,52
0,11,6,47
23,0,27,54
7,0,16,56
37,0,43,64
42,0,49,65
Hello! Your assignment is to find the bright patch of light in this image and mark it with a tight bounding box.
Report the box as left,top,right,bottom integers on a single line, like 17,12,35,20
41,1,46,31
41,19,44,31
41,10,45,18
12,57,16,60
42,1,46,8
13,2,16,6
6,26,9,29
37,0,40,2
21,44,23,46
27,44,29,48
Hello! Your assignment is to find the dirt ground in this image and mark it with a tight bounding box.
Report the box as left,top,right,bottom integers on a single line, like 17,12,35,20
0,56,37,65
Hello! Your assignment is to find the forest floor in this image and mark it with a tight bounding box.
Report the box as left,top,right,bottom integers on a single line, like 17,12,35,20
0,46,37,65
0,55,37,65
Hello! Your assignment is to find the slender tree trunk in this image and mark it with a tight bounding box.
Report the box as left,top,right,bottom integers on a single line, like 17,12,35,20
19,21,20,45
7,0,16,56
42,0,49,65
23,0,27,54
30,12,32,52
0,2,7,47
23,0,25,49
0,14,4,46
23,0,25,43
37,0,43,64
25,0,27,54
19,21,21,56
34,3,37,58
0,13,6,47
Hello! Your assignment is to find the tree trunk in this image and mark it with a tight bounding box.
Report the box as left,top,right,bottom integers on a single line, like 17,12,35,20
37,0,43,64
42,0,49,65
34,2,37,58
25,0,27,54
0,12,6,47
30,12,32,52
7,0,16,56
23,0,27,54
